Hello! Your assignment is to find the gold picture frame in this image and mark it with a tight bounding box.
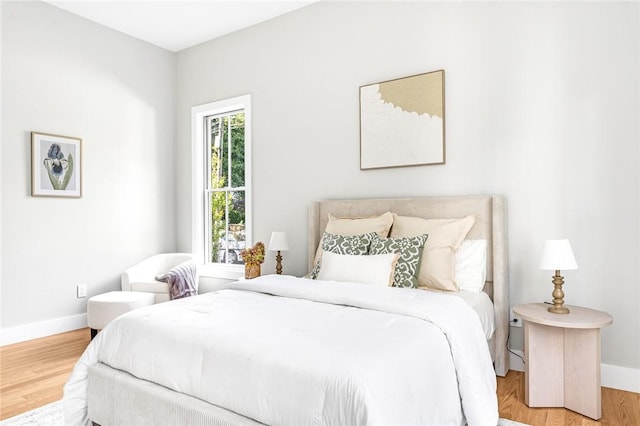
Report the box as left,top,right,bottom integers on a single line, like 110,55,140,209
31,132,83,198
359,70,445,170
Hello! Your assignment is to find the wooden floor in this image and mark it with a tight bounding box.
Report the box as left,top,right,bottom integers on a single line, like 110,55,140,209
1,328,639,424
0,328,90,420
497,370,639,425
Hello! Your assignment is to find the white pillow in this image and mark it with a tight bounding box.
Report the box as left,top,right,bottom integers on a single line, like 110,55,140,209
454,239,487,293
316,251,399,286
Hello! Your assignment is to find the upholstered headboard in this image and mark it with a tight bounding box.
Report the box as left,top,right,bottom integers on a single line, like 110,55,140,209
308,194,510,376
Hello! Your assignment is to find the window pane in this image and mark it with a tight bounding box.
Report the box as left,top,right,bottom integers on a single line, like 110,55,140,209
209,191,227,263
209,117,228,190
220,116,230,187
209,190,246,264
230,112,245,187
229,190,246,248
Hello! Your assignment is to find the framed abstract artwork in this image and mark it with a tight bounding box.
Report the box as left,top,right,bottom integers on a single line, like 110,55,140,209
360,70,445,170
31,132,83,198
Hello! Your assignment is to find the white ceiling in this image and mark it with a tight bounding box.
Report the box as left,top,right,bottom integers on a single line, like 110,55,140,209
42,0,317,52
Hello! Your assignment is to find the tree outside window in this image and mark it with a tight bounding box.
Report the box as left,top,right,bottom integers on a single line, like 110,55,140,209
208,111,246,264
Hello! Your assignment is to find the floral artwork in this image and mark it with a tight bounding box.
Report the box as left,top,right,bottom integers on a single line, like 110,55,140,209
44,143,74,190
31,132,82,198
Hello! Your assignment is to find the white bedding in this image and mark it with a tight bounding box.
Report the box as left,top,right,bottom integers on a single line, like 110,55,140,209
449,290,496,340
64,275,498,426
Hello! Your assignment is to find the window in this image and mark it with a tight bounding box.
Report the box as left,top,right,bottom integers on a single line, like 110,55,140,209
192,95,251,277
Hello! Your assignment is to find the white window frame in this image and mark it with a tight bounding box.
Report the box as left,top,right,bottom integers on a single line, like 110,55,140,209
192,95,252,279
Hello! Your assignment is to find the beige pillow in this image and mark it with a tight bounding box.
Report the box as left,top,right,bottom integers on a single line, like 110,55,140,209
325,211,393,237
390,214,475,291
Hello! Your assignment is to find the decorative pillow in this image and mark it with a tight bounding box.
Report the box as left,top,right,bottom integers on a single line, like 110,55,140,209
310,232,377,278
390,214,475,291
325,211,394,238
369,234,428,288
316,251,399,286
155,260,198,300
455,239,487,293
309,212,393,277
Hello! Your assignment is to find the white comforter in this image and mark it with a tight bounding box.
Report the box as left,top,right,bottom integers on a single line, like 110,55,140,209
64,275,498,426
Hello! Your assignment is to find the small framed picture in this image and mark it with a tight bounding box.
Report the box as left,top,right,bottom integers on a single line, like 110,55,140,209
31,132,83,198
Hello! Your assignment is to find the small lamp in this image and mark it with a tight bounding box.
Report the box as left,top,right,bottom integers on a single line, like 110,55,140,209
539,239,578,314
268,231,289,275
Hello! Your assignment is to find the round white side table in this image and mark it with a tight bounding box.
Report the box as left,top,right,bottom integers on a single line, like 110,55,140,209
513,303,612,420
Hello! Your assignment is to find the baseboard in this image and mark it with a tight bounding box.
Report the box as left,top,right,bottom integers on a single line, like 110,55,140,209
601,363,640,393
0,313,87,346
508,349,639,393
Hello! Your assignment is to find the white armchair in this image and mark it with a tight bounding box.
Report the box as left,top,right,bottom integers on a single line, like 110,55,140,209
121,253,197,303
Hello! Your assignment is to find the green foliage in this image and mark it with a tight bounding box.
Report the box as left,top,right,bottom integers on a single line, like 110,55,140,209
209,111,246,263
218,113,246,188
210,147,227,262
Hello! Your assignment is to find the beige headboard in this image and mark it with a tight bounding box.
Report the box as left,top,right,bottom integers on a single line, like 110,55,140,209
308,194,510,376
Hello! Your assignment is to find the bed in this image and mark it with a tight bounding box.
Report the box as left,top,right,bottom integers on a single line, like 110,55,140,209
64,194,509,426
307,195,510,376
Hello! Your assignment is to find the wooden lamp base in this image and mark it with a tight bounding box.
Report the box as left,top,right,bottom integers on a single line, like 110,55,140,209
275,251,283,275
548,270,570,314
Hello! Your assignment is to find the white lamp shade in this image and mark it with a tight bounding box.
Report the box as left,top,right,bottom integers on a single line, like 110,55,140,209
268,232,289,251
539,239,578,270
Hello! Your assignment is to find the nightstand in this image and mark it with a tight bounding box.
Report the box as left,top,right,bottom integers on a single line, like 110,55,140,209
512,303,612,420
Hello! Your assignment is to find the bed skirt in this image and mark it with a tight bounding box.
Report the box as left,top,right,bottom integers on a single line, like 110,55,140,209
87,363,263,426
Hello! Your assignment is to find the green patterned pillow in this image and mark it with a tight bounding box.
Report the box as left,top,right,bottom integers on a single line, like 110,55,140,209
311,232,377,279
369,234,428,288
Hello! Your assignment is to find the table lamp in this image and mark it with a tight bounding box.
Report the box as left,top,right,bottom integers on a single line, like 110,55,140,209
539,239,578,314
268,231,289,275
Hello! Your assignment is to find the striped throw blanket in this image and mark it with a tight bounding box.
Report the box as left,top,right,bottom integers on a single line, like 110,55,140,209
156,260,198,300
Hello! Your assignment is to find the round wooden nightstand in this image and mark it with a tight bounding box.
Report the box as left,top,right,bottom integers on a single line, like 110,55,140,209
513,303,612,420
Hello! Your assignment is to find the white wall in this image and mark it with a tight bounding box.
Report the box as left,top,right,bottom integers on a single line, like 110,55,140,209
0,1,4,333
176,1,639,373
1,1,176,336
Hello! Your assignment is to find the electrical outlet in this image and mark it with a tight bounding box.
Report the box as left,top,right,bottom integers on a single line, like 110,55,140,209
510,308,522,327
77,283,87,298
